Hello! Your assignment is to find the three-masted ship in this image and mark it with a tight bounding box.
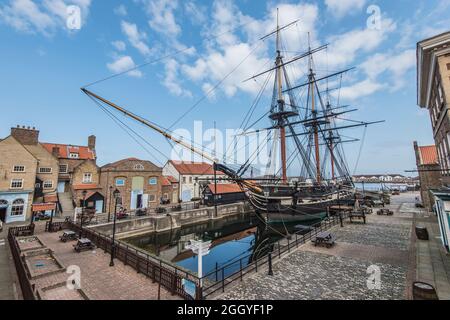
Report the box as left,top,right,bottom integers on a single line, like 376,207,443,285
82,14,382,223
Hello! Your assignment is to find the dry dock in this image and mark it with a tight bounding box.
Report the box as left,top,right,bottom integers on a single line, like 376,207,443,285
218,192,450,300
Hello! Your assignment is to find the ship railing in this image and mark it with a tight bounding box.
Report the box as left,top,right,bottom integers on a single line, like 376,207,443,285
199,213,348,299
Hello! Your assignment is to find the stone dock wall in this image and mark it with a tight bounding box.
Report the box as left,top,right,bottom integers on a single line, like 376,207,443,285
87,201,254,238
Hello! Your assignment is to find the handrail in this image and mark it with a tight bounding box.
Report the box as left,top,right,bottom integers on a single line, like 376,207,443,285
8,225,38,300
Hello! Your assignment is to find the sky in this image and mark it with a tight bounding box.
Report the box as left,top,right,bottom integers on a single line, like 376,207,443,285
1,0,450,176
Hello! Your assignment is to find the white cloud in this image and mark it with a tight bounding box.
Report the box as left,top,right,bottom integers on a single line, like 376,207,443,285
184,1,207,25
143,0,181,37
0,0,91,35
111,40,127,51
325,0,366,18
338,79,384,100
107,55,143,78
322,17,397,68
163,59,192,97
121,21,152,56
114,4,127,16
360,49,416,90
181,1,319,98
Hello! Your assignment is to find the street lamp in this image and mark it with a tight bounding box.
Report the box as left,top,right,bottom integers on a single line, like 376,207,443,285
79,190,87,238
110,189,121,267
108,186,113,222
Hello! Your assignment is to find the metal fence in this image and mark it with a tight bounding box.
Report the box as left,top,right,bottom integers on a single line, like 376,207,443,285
7,225,38,300
199,213,347,299
49,212,346,300
62,221,201,300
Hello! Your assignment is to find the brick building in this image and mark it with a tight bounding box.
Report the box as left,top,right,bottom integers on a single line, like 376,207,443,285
161,176,179,204
417,31,450,186
0,126,59,223
413,142,442,210
100,158,163,214
163,161,227,202
417,31,450,252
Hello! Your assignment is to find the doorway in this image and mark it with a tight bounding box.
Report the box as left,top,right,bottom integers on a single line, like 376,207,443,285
0,208,6,223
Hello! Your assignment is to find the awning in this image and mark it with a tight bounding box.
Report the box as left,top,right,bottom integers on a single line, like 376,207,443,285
32,203,56,212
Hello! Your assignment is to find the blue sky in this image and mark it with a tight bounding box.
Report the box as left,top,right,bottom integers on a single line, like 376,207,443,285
1,0,450,176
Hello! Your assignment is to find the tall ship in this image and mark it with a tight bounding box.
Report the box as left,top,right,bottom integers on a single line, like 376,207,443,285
82,13,382,223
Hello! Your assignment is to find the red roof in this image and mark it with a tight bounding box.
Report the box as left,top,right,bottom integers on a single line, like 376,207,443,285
44,194,58,203
170,161,224,175
73,184,101,190
161,176,179,186
418,145,439,165
207,183,243,195
32,203,56,212
42,143,95,160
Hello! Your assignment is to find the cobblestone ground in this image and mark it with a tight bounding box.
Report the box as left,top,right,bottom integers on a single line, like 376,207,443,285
33,231,179,300
219,193,417,300
220,251,407,300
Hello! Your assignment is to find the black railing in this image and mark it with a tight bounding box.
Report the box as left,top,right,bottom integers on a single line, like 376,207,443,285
54,212,346,300
65,221,200,300
7,225,38,300
199,213,347,299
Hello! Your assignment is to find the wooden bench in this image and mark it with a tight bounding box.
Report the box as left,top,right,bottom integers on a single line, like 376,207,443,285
377,209,394,216
349,212,366,224
73,238,95,253
312,232,336,248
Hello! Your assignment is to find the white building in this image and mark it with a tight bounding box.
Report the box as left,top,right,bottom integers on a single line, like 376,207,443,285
163,161,228,202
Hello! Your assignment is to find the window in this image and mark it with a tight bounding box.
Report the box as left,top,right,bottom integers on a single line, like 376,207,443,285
134,164,144,170
11,199,25,216
83,173,92,183
59,164,68,173
149,194,156,203
447,63,450,71
189,177,193,183
163,193,168,200
0,200,8,208
43,181,53,189
10,179,23,189
182,177,186,183
148,177,157,185
115,178,126,186
39,167,52,174
13,165,25,173
69,153,79,159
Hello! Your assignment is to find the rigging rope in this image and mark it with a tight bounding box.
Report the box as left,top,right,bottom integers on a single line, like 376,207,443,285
353,125,368,175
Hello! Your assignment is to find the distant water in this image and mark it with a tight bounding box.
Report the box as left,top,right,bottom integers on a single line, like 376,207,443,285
354,182,415,192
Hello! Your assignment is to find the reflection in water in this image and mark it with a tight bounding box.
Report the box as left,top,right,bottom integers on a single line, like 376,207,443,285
124,212,321,281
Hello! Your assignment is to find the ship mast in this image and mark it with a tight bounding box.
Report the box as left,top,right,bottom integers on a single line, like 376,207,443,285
276,9,288,184
308,34,321,184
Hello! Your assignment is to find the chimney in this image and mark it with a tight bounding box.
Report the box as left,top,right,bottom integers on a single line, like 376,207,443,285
52,146,60,158
88,135,96,151
11,126,39,145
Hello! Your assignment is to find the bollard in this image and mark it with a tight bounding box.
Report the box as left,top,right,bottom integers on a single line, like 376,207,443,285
268,253,273,276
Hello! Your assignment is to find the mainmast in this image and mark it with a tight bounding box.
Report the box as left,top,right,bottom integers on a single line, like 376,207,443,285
276,9,288,184
308,35,321,184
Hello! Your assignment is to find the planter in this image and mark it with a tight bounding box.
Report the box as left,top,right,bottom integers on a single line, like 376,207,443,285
412,282,438,300
415,226,429,240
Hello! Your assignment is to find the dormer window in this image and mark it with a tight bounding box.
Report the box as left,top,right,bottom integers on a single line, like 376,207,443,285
13,165,25,173
134,164,144,170
39,167,52,174
69,153,79,159
83,173,93,183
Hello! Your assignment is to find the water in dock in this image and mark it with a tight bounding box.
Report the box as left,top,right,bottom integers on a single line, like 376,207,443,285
123,212,321,281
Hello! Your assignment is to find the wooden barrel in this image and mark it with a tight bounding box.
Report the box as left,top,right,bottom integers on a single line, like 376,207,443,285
415,226,429,240
412,282,439,300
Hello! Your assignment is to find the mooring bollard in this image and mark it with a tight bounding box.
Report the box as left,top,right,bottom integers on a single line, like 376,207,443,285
268,253,273,276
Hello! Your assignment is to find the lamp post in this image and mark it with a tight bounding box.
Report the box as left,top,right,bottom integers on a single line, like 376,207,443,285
79,190,87,238
110,189,121,267
108,186,113,222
